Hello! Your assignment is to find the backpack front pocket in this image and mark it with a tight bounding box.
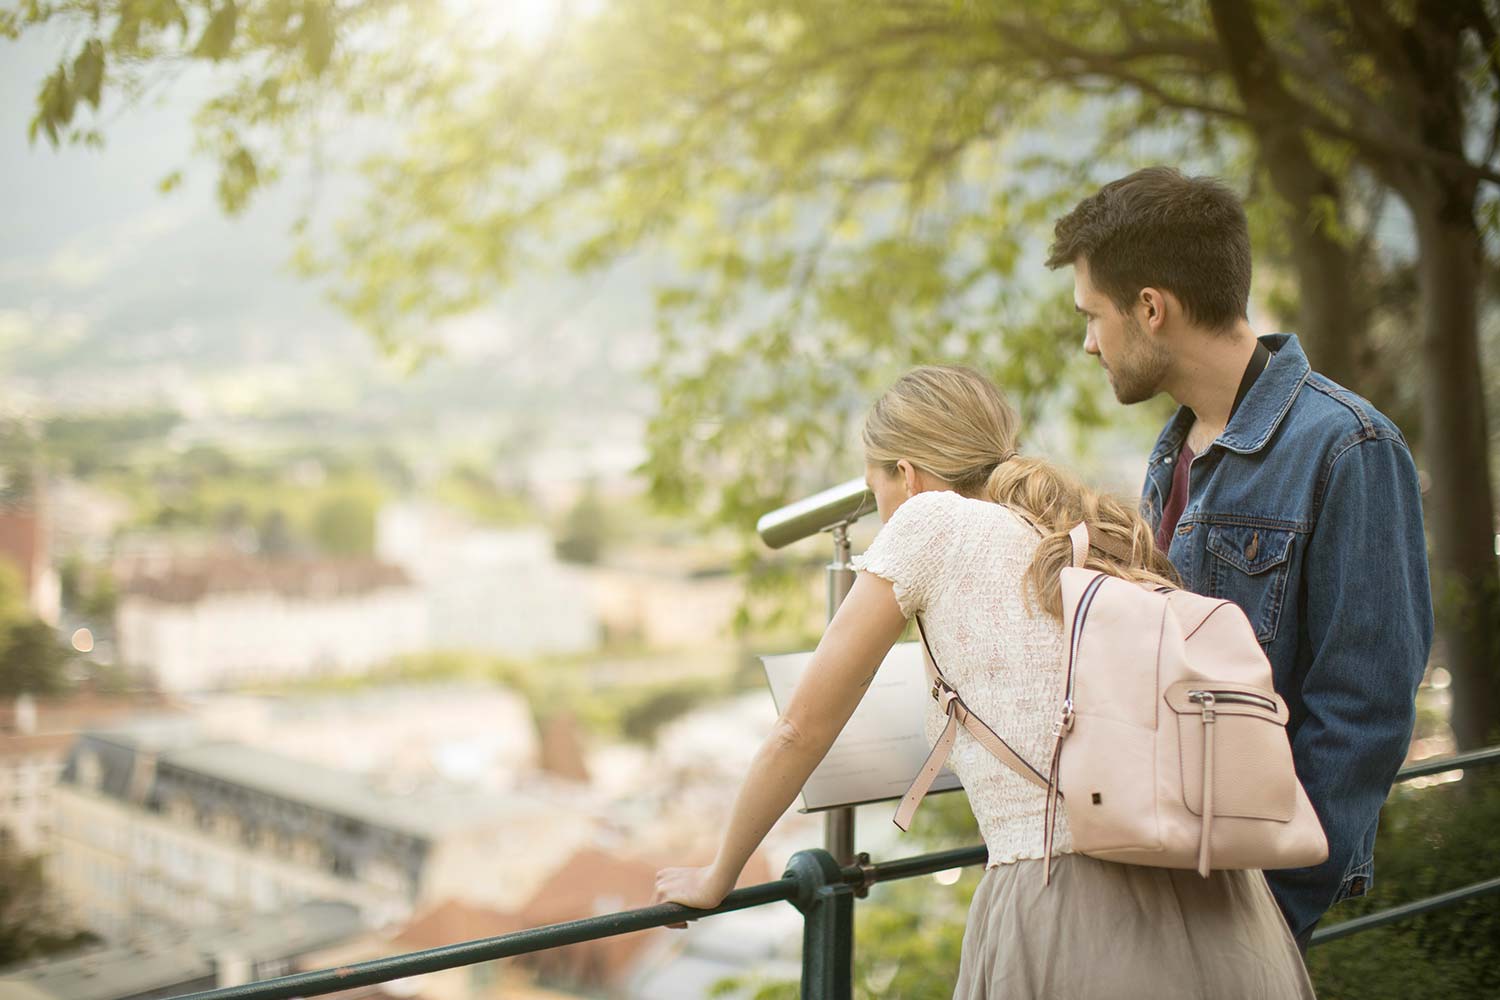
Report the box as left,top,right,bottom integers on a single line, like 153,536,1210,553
1165,681,1297,822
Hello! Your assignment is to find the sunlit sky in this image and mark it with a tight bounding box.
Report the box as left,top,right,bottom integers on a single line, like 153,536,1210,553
0,14,659,437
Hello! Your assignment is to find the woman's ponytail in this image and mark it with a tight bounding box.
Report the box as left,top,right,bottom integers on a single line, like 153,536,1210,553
984,456,1178,620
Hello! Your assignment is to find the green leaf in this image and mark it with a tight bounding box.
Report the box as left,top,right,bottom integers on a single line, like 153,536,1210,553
29,63,74,147
301,1,335,75
150,0,190,35
109,10,140,51
72,39,105,109
193,1,238,60
216,144,259,213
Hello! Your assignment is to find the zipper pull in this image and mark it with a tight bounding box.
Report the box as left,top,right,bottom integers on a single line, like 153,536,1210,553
1197,690,1216,878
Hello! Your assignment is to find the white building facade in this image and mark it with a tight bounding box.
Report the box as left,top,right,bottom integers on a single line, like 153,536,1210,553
115,557,428,691
0,733,67,855
377,505,599,657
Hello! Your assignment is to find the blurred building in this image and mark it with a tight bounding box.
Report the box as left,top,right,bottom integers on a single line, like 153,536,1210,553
621,903,804,1000
50,730,595,945
114,555,427,691
0,899,363,1000
0,727,70,858
377,504,599,657
352,900,531,1000
47,478,130,564
583,550,743,650
0,691,176,856
293,847,683,1000
510,846,663,993
189,686,540,791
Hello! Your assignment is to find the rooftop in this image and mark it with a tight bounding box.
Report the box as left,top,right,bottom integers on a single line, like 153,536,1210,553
0,733,74,759
120,555,413,604
388,899,525,951
0,691,179,738
0,900,362,1000
159,741,524,839
64,731,536,841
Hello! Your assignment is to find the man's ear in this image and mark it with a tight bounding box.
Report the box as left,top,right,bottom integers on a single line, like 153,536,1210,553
1139,287,1171,333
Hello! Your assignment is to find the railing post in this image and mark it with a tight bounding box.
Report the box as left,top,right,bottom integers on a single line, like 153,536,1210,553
785,848,855,1000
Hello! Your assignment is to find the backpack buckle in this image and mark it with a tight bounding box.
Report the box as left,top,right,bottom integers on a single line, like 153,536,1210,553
1053,700,1075,737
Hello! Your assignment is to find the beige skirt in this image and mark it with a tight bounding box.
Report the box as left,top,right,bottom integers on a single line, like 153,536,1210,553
953,854,1316,999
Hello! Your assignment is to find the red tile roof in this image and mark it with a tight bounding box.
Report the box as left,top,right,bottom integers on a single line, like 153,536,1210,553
121,556,413,604
515,847,666,991
0,732,75,759
390,899,527,951
0,691,178,736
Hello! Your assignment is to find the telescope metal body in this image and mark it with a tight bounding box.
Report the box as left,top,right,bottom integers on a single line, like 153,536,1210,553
756,477,876,550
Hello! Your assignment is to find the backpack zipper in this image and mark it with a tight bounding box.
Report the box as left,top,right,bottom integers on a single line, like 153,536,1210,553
1187,689,1276,712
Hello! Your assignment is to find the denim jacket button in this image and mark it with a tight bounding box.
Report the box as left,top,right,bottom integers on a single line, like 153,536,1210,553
1163,456,1174,466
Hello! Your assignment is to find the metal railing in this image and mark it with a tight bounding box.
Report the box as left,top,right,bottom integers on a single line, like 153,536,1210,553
1308,744,1500,945
168,745,1500,1000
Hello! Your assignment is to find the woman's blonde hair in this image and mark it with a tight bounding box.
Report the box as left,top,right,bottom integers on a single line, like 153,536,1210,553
862,365,1179,619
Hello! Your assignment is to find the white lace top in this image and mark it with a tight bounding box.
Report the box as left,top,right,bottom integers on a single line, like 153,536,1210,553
853,489,1074,865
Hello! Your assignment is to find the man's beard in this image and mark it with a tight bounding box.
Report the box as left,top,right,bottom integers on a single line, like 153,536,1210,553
1108,315,1171,405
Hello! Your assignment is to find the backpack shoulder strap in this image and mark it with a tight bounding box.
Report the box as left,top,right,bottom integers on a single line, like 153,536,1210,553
1068,521,1090,568
894,615,1050,831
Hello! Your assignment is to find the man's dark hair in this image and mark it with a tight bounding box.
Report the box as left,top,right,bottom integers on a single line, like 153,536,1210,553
1046,167,1251,329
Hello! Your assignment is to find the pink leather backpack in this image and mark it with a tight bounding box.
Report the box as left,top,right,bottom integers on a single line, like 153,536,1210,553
895,521,1328,881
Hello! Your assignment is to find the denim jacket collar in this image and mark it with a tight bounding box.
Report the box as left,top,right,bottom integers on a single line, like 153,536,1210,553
1149,333,1310,461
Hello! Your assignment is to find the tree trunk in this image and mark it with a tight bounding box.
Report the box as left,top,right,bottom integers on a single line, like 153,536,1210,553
1268,157,1361,389
1400,0,1500,750
1204,0,1364,389
1412,195,1500,749
1214,0,1500,748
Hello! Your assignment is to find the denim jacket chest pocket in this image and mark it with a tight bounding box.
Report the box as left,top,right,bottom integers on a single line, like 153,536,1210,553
1205,524,1298,644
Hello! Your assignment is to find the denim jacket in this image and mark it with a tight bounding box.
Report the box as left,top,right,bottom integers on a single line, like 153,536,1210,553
1141,334,1434,941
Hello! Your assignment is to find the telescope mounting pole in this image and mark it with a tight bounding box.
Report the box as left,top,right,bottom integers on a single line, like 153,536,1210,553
824,522,857,865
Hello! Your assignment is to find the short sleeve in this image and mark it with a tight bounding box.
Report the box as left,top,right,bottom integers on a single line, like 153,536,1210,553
851,490,965,618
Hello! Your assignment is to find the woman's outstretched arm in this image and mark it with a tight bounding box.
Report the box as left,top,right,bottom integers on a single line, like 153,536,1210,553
652,571,908,919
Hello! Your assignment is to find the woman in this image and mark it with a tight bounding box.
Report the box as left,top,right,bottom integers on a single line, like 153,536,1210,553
652,365,1314,998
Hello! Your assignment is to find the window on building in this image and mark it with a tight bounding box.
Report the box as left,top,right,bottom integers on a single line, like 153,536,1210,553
78,752,102,791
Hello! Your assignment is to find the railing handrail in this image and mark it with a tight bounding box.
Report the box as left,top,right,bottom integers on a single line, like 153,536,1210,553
167,879,801,1000
1393,744,1500,780
163,745,1500,1000
1309,875,1500,944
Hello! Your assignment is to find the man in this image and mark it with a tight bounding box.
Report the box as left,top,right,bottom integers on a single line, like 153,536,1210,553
1046,167,1434,949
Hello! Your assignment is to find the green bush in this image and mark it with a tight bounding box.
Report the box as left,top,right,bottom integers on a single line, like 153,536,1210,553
1307,769,1500,999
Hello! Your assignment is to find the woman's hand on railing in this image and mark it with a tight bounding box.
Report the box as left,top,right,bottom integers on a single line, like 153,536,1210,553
652,863,737,929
